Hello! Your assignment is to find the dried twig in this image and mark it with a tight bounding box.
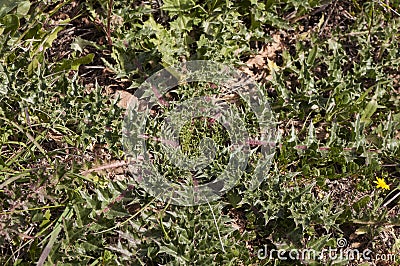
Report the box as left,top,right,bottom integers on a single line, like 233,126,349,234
80,160,129,176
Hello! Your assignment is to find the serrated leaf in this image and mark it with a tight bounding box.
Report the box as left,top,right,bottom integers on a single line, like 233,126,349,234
30,26,63,57
158,245,178,257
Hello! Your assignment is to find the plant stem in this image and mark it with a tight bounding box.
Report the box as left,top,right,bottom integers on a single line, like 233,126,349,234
107,0,114,48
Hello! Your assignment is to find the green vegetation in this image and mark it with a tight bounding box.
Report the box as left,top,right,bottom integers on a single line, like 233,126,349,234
0,0,399,265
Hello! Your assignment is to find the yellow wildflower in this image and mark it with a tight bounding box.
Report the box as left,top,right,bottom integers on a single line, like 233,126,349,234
374,177,390,190
267,59,280,72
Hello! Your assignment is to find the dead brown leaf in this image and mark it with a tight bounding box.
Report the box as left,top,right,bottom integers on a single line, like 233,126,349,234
115,90,133,109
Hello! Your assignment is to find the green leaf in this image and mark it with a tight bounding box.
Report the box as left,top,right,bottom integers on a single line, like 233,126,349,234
0,0,19,17
16,1,30,16
54,53,95,72
360,98,378,124
307,234,331,251
37,206,73,266
158,245,179,257
352,196,370,212
307,45,318,66
0,14,19,34
161,0,195,14
354,226,369,235
71,36,102,53
31,26,63,57
170,15,193,31
27,57,39,76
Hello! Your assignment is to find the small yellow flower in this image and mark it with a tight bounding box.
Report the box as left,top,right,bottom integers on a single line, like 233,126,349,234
267,59,280,72
374,177,390,190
